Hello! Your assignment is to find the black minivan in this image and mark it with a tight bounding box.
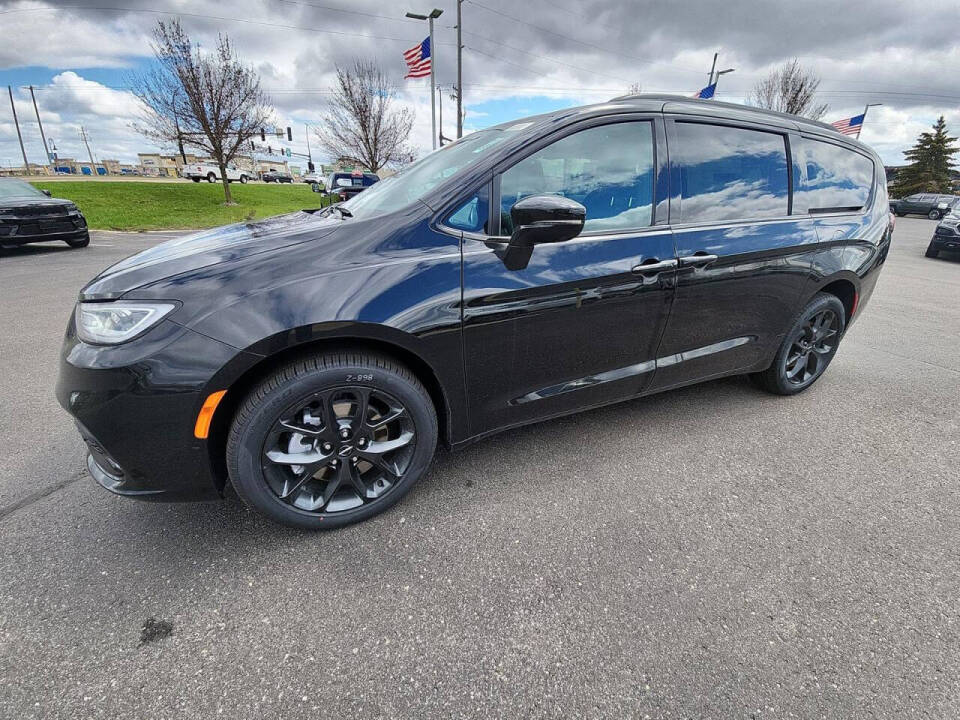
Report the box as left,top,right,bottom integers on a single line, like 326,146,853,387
57,95,891,529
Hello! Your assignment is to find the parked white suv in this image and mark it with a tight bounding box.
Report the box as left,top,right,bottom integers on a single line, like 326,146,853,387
184,163,250,184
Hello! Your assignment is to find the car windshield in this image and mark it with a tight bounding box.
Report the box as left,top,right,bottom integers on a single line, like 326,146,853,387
0,179,46,200
338,127,515,219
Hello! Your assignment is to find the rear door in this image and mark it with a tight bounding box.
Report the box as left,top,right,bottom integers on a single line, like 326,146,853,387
648,117,818,391
459,115,676,438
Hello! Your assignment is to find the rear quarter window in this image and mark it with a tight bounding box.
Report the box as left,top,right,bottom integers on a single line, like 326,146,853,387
674,122,789,223
793,138,875,214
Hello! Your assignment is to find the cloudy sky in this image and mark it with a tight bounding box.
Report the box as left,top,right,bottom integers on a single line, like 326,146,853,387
1,0,959,171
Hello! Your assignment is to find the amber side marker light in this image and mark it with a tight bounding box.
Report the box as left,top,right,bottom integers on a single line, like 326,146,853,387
194,390,227,439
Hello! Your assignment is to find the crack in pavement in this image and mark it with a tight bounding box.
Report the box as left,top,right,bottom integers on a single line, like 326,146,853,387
0,471,86,522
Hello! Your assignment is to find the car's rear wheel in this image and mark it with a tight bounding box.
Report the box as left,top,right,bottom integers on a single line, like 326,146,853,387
227,352,437,530
64,233,90,249
925,243,940,258
191,177,201,183
240,175,248,184
928,209,941,220
751,292,846,396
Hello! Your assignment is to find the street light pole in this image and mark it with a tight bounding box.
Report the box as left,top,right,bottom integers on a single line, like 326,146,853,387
7,86,29,173
406,8,443,151
29,86,51,166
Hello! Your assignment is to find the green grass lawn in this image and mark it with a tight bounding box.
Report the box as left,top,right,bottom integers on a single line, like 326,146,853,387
29,181,333,231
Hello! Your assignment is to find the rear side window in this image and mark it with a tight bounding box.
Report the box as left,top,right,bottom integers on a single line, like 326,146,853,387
794,138,874,213
674,123,789,223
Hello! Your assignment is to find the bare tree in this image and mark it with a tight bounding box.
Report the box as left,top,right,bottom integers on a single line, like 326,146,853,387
315,62,415,173
751,58,828,121
130,20,274,204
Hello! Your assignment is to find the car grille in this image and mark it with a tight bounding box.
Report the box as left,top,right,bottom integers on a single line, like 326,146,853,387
935,225,958,237
7,205,70,218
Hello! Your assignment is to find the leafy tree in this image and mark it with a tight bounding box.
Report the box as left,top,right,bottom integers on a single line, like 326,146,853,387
890,116,958,196
315,62,415,173
131,20,274,204
751,58,828,120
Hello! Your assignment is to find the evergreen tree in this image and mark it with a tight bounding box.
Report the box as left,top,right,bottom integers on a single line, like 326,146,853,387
891,116,958,196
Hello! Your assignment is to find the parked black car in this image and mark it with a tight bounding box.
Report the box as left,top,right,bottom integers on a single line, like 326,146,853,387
325,171,379,201
0,178,89,249
927,211,960,257
889,193,959,220
57,95,891,529
261,170,293,184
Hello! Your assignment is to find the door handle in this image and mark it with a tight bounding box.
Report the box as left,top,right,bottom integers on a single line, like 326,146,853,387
678,253,719,268
631,258,678,275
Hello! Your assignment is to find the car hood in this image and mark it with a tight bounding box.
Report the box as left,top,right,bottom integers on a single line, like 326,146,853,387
0,198,75,214
81,210,340,299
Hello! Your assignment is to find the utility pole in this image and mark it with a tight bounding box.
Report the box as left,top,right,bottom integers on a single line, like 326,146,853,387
406,8,443,150
79,126,96,171
7,86,30,173
28,86,51,166
437,86,443,146
456,0,463,139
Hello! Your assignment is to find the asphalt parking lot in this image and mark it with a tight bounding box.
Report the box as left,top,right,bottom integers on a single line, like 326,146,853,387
1,218,958,718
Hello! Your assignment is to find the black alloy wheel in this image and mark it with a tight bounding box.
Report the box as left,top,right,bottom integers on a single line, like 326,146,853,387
227,352,437,529
928,209,941,220
752,292,846,395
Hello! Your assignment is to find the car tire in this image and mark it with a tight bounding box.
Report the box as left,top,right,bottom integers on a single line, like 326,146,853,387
64,233,90,249
928,209,941,220
925,243,940,258
895,211,905,217
751,292,846,396
240,175,248,184
207,173,216,183
191,177,201,183
226,351,438,530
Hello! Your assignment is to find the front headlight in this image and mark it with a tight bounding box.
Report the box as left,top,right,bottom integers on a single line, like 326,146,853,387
75,301,176,345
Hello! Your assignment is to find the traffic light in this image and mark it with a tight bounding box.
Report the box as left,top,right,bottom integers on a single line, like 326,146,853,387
286,127,292,142
268,145,272,155
260,128,266,142
307,161,315,172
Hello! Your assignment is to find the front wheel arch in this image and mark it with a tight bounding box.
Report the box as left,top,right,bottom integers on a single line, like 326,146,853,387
204,335,452,493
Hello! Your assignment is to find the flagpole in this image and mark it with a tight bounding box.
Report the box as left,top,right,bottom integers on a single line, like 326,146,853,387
407,8,443,151
859,103,882,140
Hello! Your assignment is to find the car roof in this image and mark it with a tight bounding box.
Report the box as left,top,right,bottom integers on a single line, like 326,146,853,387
486,93,869,151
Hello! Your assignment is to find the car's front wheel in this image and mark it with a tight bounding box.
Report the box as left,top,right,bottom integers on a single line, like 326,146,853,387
928,209,942,220
191,177,201,183
64,233,90,249
227,352,438,529
240,175,248,184
207,173,216,183
752,292,846,395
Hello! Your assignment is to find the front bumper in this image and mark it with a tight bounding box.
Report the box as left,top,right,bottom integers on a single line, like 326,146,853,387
56,315,248,501
0,216,88,246
931,228,960,251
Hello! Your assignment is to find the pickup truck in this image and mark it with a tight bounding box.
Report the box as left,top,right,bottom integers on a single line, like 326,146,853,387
889,193,960,220
183,163,251,184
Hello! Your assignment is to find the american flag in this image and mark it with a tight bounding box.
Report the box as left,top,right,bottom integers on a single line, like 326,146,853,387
404,37,431,79
692,82,716,100
831,113,865,137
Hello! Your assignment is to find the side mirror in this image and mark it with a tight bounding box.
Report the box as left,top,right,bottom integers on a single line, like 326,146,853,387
310,182,321,193
42,189,52,197
499,194,585,271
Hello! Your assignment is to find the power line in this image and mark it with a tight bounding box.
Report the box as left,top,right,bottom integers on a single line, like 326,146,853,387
0,5,454,46
464,0,706,76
